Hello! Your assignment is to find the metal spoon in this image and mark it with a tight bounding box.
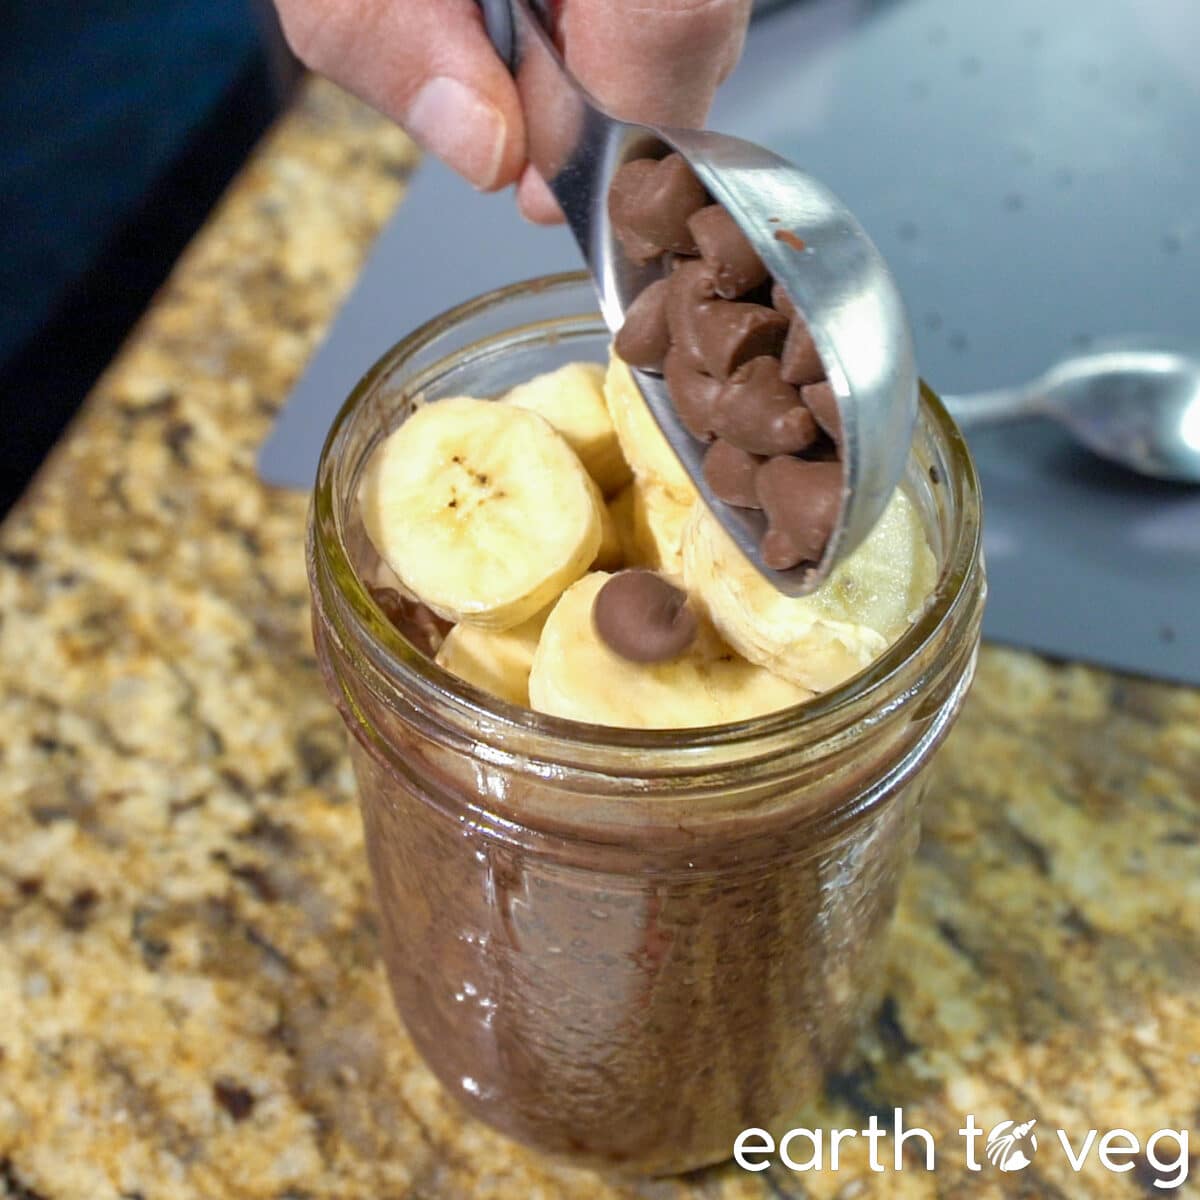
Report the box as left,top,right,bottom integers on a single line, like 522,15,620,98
945,337,1200,483
474,0,916,596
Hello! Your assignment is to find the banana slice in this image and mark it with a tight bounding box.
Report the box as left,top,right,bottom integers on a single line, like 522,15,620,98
608,485,639,568
528,573,812,728
504,361,632,497
360,397,602,630
604,354,696,501
592,481,623,570
629,477,697,576
682,487,938,693
606,480,693,573
609,477,696,571
435,610,548,706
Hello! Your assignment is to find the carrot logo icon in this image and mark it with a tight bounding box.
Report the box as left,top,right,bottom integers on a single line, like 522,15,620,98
985,1119,1039,1171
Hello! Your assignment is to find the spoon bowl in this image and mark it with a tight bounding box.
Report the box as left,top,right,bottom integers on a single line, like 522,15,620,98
945,337,1200,484
477,0,917,595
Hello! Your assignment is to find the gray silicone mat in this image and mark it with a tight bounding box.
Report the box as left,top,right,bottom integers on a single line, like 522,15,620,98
260,0,1200,685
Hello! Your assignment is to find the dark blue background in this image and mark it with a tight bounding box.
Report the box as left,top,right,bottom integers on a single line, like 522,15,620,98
0,0,291,512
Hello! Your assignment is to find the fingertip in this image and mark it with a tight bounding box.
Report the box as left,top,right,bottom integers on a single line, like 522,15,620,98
516,168,565,224
470,72,527,191
483,123,528,193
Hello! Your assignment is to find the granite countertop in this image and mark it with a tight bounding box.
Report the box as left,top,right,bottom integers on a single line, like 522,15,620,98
1,80,1197,1200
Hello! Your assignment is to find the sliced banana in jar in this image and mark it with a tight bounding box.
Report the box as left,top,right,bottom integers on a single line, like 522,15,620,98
591,478,624,571
604,354,696,502
605,476,697,576
504,361,632,497
627,477,697,577
435,610,548,706
360,397,602,630
682,487,936,693
528,572,812,729
607,484,639,569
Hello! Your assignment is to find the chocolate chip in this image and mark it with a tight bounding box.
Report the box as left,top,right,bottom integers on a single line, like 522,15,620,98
780,317,824,387
771,280,796,319
609,171,848,580
687,204,768,298
614,154,707,256
608,160,662,262
703,440,763,508
756,458,843,569
713,357,819,456
665,259,719,369
694,301,789,380
803,436,841,463
801,380,840,444
664,348,721,441
593,571,698,663
615,278,671,371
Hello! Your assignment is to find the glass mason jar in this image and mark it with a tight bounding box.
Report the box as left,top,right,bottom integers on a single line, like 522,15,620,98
308,273,985,1176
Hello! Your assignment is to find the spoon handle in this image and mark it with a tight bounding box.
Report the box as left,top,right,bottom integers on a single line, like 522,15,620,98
475,0,518,70
471,0,600,194
941,386,1041,428
472,0,651,335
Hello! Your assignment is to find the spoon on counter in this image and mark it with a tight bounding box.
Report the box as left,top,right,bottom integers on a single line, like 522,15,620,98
945,336,1200,483
473,0,917,597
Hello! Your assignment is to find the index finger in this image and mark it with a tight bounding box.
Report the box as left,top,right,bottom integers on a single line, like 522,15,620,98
516,0,751,221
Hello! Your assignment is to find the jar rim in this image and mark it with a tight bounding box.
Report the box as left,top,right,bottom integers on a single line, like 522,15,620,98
311,271,982,766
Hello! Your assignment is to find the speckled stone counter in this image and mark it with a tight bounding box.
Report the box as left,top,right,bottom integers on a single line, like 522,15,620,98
1,79,1197,1200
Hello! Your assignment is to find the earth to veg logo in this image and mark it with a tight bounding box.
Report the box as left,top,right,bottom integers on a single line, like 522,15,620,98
985,1118,1038,1170
734,1110,1189,1189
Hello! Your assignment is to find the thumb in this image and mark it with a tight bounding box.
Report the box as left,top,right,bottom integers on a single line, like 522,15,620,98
275,0,526,191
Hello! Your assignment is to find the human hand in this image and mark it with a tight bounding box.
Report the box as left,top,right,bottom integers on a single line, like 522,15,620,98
274,0,751,222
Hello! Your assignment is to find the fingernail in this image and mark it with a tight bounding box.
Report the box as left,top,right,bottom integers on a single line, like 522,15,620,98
406,76,507,190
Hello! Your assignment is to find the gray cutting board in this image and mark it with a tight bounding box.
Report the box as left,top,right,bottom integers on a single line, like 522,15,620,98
261,0,1200,685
